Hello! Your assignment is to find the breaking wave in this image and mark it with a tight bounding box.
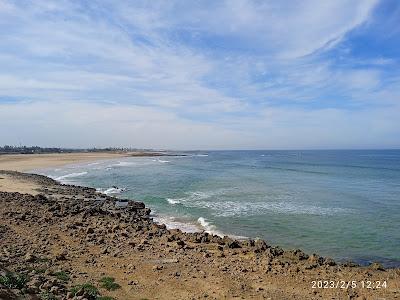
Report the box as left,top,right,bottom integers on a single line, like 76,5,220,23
166,198,181,204
54,172,88,182
97,187,126,195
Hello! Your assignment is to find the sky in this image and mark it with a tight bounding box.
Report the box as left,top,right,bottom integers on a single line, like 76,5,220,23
0,0,399,150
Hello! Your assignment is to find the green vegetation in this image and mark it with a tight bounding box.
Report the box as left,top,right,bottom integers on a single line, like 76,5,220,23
0,272,28,289
26,266,46,274
98,297,115,300
37,257,50,263
0,145,140,155
99,277,121,291
54,270,70,282
70,283,99,299
40,291,57,300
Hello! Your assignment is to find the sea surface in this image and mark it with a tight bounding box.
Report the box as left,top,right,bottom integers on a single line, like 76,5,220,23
38,150,400,267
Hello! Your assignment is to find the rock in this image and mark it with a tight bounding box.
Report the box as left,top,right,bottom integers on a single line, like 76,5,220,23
101,247,109,254
55,250,68,261
266,247,283,257
254,240,268,252
140,239,149,245
369,262,385,271
342,261,359,267
24,252,36,262
324,257,336,266
152,265,163,271
304,262,318,270
176,240,185,247
226,240,241,249
287,249,309,261
243,239,255,247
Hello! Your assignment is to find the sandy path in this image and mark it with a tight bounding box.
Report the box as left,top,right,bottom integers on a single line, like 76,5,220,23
0,174,41,194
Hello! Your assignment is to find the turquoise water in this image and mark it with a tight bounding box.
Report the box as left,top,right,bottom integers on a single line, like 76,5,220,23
40,150,400,267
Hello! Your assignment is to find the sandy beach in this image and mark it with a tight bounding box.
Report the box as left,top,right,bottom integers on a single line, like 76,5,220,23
0,151,175,172
0,152,129,172
0,155,399,299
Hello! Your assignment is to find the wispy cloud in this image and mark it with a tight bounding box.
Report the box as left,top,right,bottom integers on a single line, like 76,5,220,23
0,0,399,149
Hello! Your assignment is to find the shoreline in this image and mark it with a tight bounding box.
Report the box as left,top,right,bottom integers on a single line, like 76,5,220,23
37,173,400,269
0,156,400,299
1,170,399,299
0,151,184,172
2,153,399,267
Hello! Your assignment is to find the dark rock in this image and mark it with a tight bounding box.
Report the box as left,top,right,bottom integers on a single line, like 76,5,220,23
369,262,385,271
226,240,241,249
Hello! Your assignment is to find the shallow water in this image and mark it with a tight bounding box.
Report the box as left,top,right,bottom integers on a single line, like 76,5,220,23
39,150,400,267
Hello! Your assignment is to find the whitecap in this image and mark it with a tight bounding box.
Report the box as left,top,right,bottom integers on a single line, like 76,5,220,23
55,172,88,182
197,217,224,236
182,199,353,217
152,215,200,233
166,198,181,204
97,187,126,195
157,159,170,163
112,161,136,167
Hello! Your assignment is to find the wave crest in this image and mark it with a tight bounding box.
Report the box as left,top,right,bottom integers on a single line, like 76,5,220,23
54,172,88,182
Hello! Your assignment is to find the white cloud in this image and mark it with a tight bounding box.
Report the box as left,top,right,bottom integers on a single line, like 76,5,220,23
0,100,398,149
0,0,399,149
113,0,378,58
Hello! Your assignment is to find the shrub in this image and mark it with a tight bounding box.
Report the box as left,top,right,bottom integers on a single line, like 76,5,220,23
99,277,121,291
70,283,99,299
54,271,69,282
0,272,28,289
40,291,57,300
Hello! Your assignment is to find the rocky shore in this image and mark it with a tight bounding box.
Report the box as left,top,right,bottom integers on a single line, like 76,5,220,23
0,170,399,300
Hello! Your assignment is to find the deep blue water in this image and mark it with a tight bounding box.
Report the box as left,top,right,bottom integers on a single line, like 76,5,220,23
39,150,400,267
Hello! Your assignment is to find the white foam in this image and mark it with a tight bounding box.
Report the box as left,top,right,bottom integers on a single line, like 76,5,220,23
97,187,126,195
166,198,181,204
152,215,200,233
167,189,232,205
113,161,136,167
190,200,352,217
157,159,170,163
55,172,88,182
197,217,226,236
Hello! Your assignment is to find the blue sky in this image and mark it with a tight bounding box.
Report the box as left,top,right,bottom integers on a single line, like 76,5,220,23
0,0,399,149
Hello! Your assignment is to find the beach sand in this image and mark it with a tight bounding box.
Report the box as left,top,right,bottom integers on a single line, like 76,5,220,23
0,157,399,299
0,151,172,172
0,173,41,194
0,152,132,172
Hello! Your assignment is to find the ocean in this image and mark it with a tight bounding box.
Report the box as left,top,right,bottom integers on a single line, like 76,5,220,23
38,150,400,267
